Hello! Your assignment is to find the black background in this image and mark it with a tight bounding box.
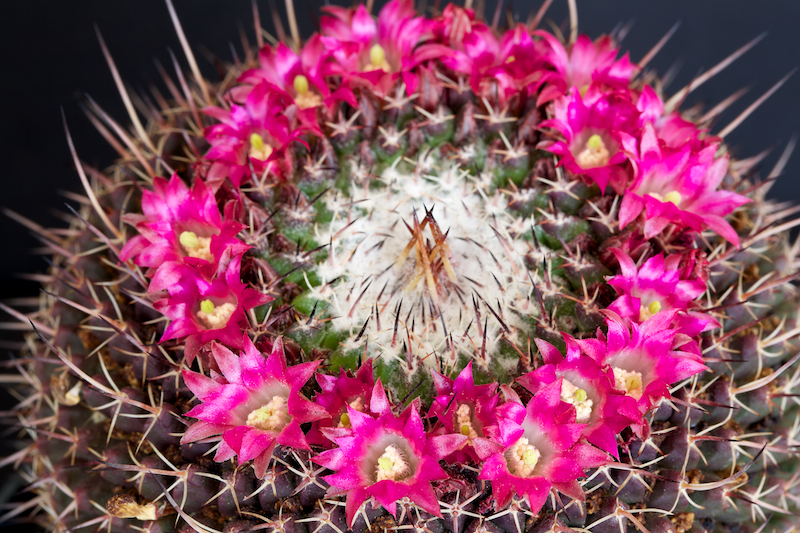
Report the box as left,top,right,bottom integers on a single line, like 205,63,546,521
0,0,799,529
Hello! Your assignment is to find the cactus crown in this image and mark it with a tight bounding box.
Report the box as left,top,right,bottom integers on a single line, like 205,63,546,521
3,1,800,533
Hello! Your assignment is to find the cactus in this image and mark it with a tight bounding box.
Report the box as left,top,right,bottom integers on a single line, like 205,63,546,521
3,1,800,533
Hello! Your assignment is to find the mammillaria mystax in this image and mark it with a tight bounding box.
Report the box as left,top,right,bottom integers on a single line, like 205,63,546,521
3,2,800,532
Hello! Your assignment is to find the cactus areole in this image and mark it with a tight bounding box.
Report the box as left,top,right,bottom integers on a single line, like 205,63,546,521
4,1,800,532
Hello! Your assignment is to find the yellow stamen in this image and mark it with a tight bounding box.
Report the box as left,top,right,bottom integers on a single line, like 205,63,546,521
579,85,589,98
196,301,237,329
370,44,386,68
576,134,610,169
639,300,663,321
664,190,682,206
377,456,393,471
574,388,587,403
293,74,310,95
455,403,478,440
648,301,662,315
613,367,644,400
505,437,541,477
250,132,265,151
179,231,200,250
340,412,351,427
200,300,215,314
375,444,411,482
178,230,212,261
246,396,291,431
560,379,593,423
249,132,274,161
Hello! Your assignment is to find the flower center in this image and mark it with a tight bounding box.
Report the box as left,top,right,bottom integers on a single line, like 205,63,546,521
292,74,322,109
246,395,291,431
315,165,533,371
196,300,237,329
560,379,593,423
178,231,213,261
638,300,662,322
365,43,391,72
249,132,274,162
613,367,644,400
647,190,682,206
505,437,541,478
455,403,478,440
664,190,682,206
338,397,366,428
576,134,610,169
375,444,411,482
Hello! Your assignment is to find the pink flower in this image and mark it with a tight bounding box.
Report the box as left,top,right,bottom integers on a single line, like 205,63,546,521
619,123,750,244
635,87,718,151
119,174,247,288
428,361,503,463
433,15,545,105
430,6,504,95
539,86,640,194
432,4,497,71
315,395,459,526
181,336,327,478
479,381,608,512
238,35,338,114
607,248,718,336
320,0,445,96
534,32,637,105
155,253,272,361
597,311,707,414
203,81,298,188
517,337,639,458
309,358,377,447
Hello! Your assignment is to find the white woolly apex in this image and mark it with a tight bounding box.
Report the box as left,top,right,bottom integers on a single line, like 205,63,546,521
196,301,237,329
613,367,644,400
246,395,291,431
560,379,594,423
375,444,412,482
505,437,541,478
313,156,540,372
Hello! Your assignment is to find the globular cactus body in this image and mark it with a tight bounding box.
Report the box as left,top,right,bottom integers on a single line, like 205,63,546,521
3,1,800,533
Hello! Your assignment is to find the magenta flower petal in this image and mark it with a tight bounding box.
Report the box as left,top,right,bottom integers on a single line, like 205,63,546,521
181,335,323,478
599,311,707,415
428,361,501,462
517,336,638,458
540,87,640,193
155,254,272,360
607,248,719,336
623,123,750,244
120,174,249,290
315,402,449,526
479,382,598,512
